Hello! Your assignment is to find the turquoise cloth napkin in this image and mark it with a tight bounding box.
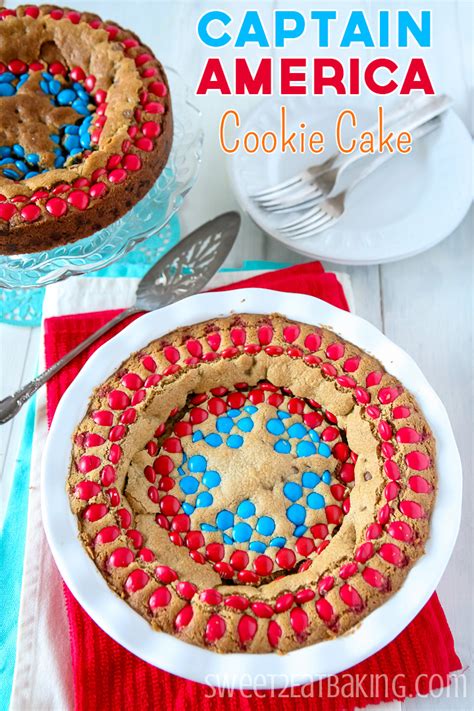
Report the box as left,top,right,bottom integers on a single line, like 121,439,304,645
0,400,36,707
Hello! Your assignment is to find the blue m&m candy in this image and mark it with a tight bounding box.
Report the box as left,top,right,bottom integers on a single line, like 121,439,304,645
270,537,286,548
17,75,28,90
48,79,61,95
180,476,199,495
237,417,253,432
216,510,234,530
205,433,222,448
283,482,302,502
307,492,325,510
72,99,90,115
15,160,28,173
296,441,317,457
287,503,306,525
216,416,233,433
249,541,266,553
57,88,76,105
227,434,243,448
201,523,217,532
256,516,275,536
0,72,15,83
202,470,221,488
0,83,15,97
188,455,207,473
80,133,91,149
274,439,291,453
288,423,306,438
266,418,285,435
64,134,80,151
302,471,320,488
233,522,252,542
318,443,331,458
237,500,255,519
294,524,307,537
196,492,213,508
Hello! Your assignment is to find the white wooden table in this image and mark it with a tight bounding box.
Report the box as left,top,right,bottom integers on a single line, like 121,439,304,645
1,1,472,708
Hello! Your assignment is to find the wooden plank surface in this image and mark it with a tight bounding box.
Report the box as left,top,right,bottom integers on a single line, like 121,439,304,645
381,208,473,710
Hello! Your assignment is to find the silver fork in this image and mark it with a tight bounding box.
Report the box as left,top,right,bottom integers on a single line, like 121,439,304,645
279,116,442,241
251,95,451,214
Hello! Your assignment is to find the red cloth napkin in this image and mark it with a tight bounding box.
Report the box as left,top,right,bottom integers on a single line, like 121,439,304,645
44,262,460,711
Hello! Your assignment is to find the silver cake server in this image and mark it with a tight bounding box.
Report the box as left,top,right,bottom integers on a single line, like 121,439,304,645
0,211,240,424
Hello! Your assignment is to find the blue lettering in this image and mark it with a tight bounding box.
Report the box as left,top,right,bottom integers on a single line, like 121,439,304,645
275,11,305,47
341,11,375,47
398,11,431,47
310,10,337,48
197,11,231,48
236,11,269,47
379,11,389,47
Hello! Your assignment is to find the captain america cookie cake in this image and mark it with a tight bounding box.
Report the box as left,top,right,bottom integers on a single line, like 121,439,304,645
67,313,437,654
0,4,172,254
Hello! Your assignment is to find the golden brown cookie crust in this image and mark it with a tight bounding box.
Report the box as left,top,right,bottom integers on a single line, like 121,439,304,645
0,5,172,254
67,314,437,654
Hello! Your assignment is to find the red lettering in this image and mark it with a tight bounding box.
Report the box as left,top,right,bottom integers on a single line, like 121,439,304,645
235,58,272,95
197,56,434,98
281,58,307,94
313,59,346,95
349,58,360,94
400,58,434,94
196,58,231,95
365,58,398,94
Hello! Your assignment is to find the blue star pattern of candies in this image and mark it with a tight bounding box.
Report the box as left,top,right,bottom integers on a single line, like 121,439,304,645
0,59,101,181
144,381,355,582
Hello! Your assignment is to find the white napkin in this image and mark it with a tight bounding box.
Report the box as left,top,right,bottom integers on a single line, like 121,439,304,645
10,271,403,711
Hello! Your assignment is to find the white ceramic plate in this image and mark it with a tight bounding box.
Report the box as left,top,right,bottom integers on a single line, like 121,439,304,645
227,97,472,265
42,289,462,689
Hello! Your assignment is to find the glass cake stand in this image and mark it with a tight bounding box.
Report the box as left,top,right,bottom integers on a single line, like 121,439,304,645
0,68,203,289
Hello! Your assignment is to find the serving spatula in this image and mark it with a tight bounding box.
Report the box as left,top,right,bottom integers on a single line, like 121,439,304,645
0,211,240,424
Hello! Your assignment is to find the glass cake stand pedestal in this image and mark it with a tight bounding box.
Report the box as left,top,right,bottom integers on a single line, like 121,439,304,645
0,68,203,298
